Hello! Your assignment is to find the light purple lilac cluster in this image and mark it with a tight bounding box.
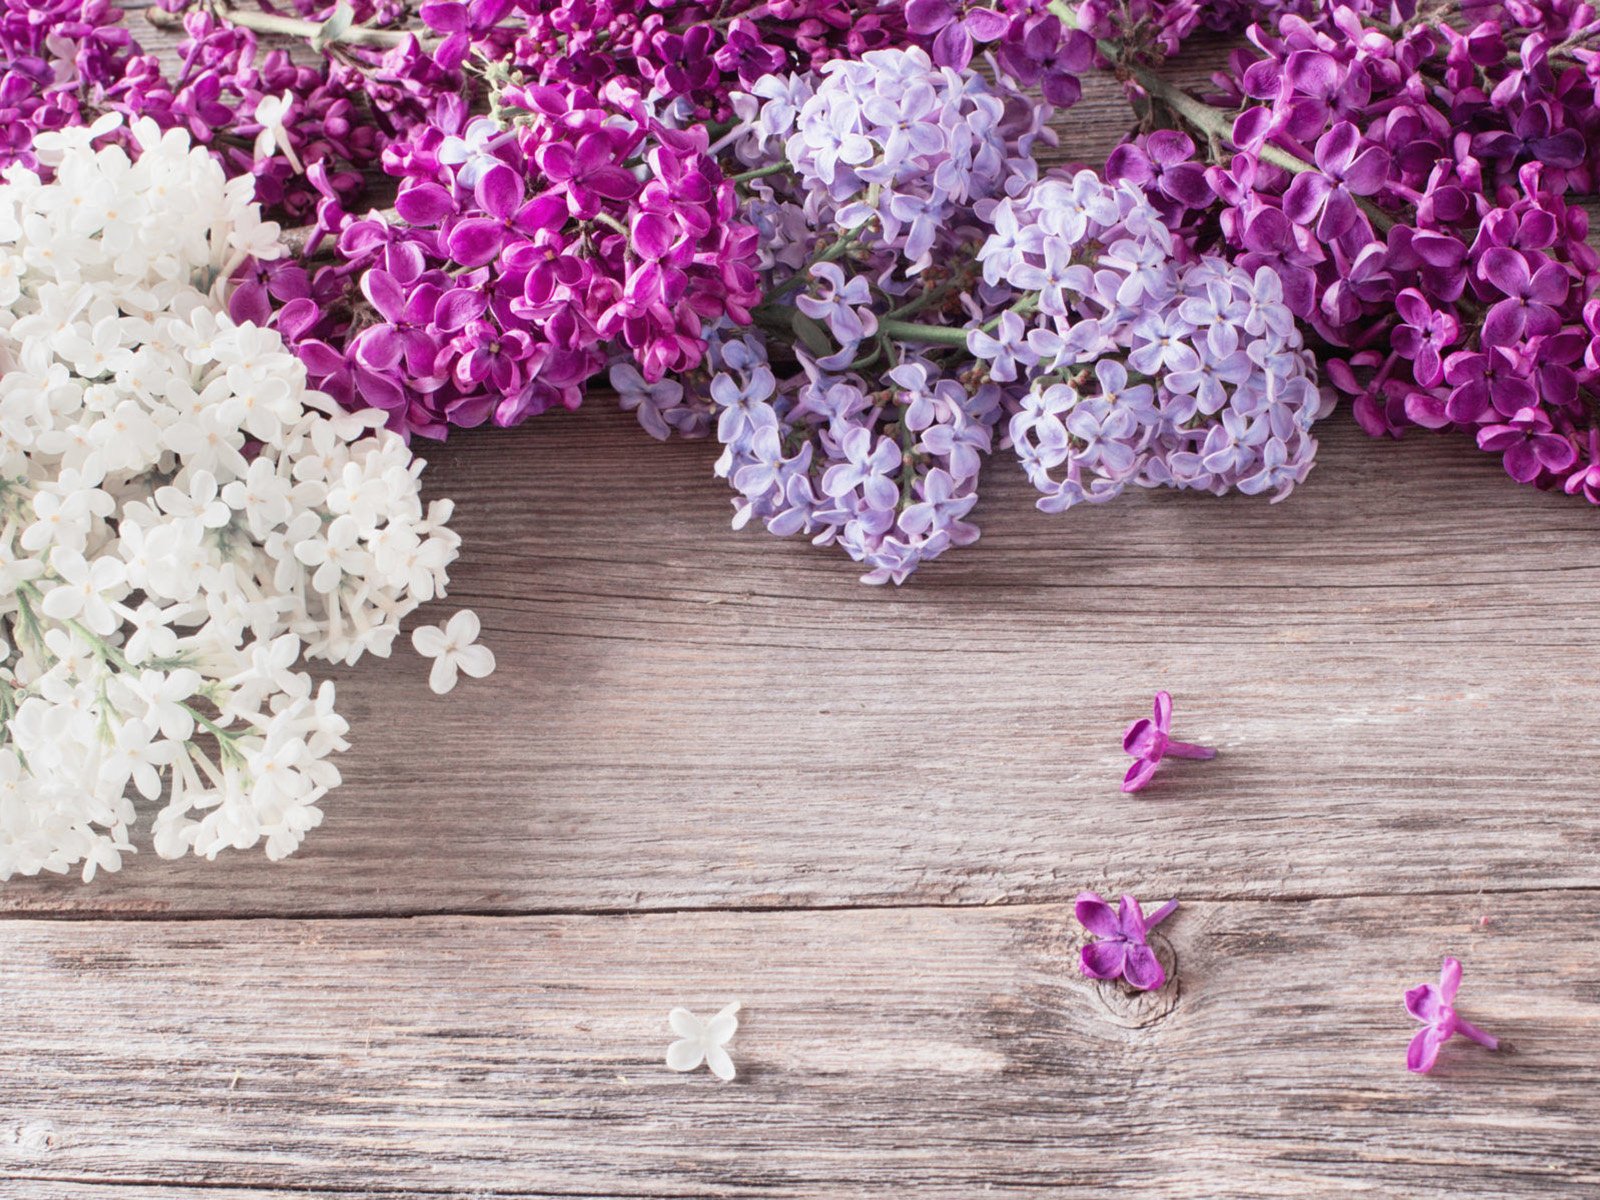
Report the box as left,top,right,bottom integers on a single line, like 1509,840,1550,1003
1095,0,1600,500
610,46,1050,583
973,170,1327,510
696,336,1001,584
780,46,1019,273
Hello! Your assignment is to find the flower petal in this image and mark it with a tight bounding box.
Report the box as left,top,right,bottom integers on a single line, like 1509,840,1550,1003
668,1009,702,1039
1405,982,1441,1023
1118,894,1147,940
1407,1025,1443,1074
706,1001,741,1042
447,609,481,643
666,1038,706,1072
427,656,458,695
1438,957,1462,1004
454,643,496,679
410,625,447,657
1122,756,1159,793
703,1044,736,1081
1079,939,1127,980
1074,892,1120,938
1122,943,1166,991
1152,690,1172,731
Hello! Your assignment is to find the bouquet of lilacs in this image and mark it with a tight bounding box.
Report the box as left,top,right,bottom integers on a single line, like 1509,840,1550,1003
5,0,1347,588
0,118,489,882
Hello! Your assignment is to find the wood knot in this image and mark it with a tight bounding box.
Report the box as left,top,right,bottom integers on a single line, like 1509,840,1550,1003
1087,933,1180,1029
10,1121,57,1155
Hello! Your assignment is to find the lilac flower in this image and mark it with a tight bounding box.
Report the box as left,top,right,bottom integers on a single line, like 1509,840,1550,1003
1066,402,1140,477
899,468,979,545
966,311,1034,383
796,263,879,353
1129,312,1201,375
1477,247,1570,348
919,419,991,482
1475,408,1578,483
1392,289,1460,389
905,0,1011,71
822,427,902,510
1075,892,1178,992
612,361,685,441
1106,131,1213,211
709,365,777,442
1281,122,1389,241
1406,957,1499,1074
1122,691,1216,793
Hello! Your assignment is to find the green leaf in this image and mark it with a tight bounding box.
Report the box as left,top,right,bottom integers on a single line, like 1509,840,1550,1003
790,312,834,359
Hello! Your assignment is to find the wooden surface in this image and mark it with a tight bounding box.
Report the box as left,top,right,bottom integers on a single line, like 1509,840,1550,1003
6,19,1600,1199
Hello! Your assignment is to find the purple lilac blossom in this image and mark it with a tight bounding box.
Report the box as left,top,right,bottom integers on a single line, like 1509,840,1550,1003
1100,0,1600,502
1075,891,1178,991
1122,690,1217,792
259,83,763,440
1406,957,1500,1074
706,335,999,585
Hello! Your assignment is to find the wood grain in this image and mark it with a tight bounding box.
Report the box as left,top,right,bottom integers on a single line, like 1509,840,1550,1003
6,13,1600,1199
4,893,1597,1198
4,414,1597,918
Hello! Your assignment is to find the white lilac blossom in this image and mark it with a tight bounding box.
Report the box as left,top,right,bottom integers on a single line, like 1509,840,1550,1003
411,610,496,696
973,170,1332,510
666,1001,741,1081
0,119,486,881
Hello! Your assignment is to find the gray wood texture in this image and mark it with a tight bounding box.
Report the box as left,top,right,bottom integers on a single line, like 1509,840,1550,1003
4,15,1598,1199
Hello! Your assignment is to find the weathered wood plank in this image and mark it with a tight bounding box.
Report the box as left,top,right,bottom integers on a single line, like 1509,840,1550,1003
4,413,1597,917
2,893,1595,1197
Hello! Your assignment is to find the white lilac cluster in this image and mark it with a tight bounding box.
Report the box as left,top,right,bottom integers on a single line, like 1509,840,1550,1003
973,170,1332,510
0,119,487,881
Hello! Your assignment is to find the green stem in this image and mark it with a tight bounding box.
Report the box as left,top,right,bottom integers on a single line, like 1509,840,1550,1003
763,225,866,305
877,319,970,347
729,162,789,184
13,581,241,751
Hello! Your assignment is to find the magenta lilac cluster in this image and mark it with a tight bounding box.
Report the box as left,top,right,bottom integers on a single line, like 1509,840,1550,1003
255,85,761,436
1093,0,1600,500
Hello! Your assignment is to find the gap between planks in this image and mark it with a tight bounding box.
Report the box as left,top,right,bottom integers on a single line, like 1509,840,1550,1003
4,883,1600,925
